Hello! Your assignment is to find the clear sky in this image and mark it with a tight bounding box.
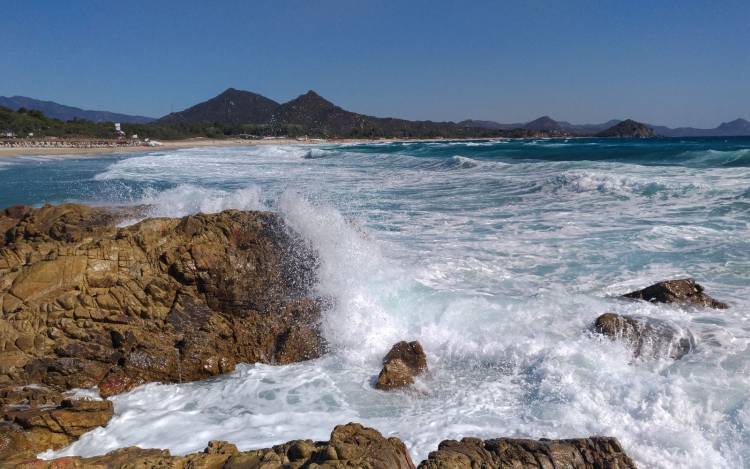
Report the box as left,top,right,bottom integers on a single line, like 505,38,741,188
1,0,748,127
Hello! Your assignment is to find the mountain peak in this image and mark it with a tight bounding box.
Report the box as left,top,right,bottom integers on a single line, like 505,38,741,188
524,115,563,131
156,88,279,124
0,95,154,123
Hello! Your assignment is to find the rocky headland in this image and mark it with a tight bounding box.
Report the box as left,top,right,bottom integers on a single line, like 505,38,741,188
0,203,324,460
1,203,731,467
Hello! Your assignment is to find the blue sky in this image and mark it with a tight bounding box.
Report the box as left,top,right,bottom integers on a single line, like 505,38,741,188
1,0,748,127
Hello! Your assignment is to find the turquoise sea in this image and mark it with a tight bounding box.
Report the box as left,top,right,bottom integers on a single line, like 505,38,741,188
2,138,749,468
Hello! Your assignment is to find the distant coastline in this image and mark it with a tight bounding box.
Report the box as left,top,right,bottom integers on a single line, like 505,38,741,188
0,136,492,158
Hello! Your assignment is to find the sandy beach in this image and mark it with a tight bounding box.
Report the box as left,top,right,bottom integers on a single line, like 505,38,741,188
0,137,320,157
0,136,469,158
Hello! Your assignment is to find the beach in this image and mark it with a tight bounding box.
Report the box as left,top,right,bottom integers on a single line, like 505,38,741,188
0,137,310,157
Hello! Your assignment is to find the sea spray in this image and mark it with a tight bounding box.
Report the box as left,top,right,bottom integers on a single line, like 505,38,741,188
11,138,748,468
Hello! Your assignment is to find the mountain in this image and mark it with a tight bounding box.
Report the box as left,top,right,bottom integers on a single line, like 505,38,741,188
271,90,369,132
157,88,280,125
154,88,501,138
270,90,545,138
457,119,513,130
459,117,623,134
650,118,750,137
0,96,154,123
523,116,564,132
596,119,655,138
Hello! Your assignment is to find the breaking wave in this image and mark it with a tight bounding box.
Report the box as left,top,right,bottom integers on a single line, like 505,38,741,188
8,138,748,468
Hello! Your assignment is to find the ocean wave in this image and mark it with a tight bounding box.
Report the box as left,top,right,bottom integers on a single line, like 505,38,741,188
444,155,480,169
117,184,265,224
301,148,335,159
677,148,750,167
545,171,706,197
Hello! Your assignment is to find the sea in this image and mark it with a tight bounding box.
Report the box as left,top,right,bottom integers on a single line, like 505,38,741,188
2,138,749,468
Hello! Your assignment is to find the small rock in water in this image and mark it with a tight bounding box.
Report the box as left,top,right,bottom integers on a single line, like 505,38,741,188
622,278,728,309
594,312,696,359
375,341,428,390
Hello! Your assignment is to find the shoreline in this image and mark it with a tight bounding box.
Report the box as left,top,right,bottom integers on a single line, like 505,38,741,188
0,136,508,158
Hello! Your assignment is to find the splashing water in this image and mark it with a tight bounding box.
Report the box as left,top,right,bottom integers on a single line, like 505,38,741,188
2,138,748,468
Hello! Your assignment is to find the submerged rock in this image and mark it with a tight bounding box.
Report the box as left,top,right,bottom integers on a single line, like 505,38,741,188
22,422,417,469
375,341,428,391
622,278,728,309
0,203,325,452
418,436,637,469
594,312,695,359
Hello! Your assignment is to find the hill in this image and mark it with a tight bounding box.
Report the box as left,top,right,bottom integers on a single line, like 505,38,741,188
157,89,528,139
157,88,280,125
649,118,750,137
0,106,114,138
596,119,655,138
460,116,622,135
0,96,153,124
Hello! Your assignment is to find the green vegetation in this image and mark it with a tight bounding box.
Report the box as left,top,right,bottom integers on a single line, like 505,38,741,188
0,106,114,138
1,106,310,140
0,104,543,141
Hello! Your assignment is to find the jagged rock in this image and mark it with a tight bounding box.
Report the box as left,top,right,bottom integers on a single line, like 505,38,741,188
0,384,113,462
375,341,427,391
23,422,417,469
0,203,326,451
594,313,695,359
622,278,727,309
418,436,637,469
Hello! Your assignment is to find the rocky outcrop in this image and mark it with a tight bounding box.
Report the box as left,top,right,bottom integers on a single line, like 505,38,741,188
19,423,417,469
375,341,427,391
622,278,727,309
418,436,637,469
596,119,655,138
594,313,695,359
0,203,325,453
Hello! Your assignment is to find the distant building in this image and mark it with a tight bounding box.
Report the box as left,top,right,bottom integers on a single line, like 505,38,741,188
114,123,125,137
2,131,16,139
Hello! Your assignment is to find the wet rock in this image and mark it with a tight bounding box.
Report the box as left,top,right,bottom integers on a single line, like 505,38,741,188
0,385,113,461
622,278,728,309
594,312,695,359
28,422,417,469
375,341,427,390
418,436,637,469
0,203,325,450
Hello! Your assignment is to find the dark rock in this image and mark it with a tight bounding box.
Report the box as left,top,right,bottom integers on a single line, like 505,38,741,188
622,278,728,309
594,313,695,359
418,436,637,469
376,341,428,390
596,119,655,138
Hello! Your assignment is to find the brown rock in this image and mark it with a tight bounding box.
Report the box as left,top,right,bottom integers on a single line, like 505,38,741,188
29,422,416,469
622,278,727,309
594,313,695,360
376,341,427,390
418,436,637,469
0,203,326,450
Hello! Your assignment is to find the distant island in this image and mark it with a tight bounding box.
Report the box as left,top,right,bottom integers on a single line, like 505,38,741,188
2,89,749,141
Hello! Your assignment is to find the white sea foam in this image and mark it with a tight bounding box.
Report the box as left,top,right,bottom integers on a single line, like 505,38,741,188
39,142,750,467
